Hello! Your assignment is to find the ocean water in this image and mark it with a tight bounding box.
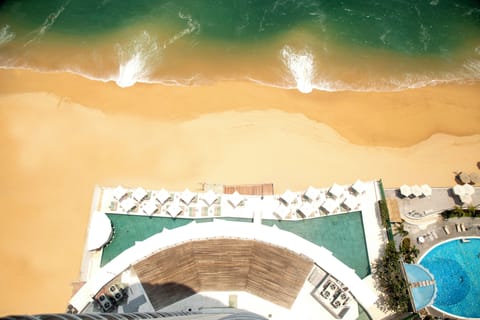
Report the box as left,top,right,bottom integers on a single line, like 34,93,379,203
0,0,479,92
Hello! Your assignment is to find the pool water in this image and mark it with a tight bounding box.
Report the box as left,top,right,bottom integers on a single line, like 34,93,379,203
419,238,480,318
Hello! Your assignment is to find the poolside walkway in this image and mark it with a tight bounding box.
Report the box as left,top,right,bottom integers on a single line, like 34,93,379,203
401,217,480,259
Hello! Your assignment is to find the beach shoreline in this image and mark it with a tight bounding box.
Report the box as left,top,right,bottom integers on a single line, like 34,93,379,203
0,68,479,315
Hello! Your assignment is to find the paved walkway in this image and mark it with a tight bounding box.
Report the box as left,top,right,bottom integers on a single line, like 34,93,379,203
401,217,480,259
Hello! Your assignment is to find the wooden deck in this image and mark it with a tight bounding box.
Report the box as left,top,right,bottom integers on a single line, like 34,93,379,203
223,183,274,196
133,239,313,310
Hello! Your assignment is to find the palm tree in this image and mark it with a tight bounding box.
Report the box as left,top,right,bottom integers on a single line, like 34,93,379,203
395,221,409,237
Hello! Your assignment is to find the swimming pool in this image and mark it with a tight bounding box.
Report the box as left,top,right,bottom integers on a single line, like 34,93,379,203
419,238,480,319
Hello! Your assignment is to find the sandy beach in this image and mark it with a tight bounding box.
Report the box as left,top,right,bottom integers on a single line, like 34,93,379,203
0,68,479,315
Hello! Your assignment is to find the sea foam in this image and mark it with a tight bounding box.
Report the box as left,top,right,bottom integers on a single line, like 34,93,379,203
116,31,160,88
0,25,15,46
281,45,315,93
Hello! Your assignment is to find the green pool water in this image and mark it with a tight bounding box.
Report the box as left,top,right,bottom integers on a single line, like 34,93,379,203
101,212,370,278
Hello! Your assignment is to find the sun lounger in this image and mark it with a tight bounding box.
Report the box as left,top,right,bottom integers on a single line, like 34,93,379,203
456,224,460,232
443,226,450,235
461,223,467,232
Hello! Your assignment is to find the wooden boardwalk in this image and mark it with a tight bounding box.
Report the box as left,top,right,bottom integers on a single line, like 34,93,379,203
223,183,274,196
134,239,313,309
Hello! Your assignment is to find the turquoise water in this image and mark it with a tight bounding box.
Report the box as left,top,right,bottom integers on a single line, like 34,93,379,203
263,211,370,278
403,263,436,310
102,213,370,279
419,238,480,318
1,0,479,91
403,263,434,283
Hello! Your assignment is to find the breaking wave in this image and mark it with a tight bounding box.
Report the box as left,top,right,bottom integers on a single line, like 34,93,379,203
116,30,161,88
281,45,315,93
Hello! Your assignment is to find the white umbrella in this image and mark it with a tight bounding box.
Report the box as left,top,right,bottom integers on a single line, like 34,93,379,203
132,187,148,202
460,194,473,204
420,184,432,197
86,212,113,251
463,184,475,196
120,198,136,212
452,184,465,196
113,185,127,200
400,184,412,197
228,191,244,208
470,172,480,184
321,198,338,213
328,183,344,199
342,195,359,211
180,188,196,205
280,189,297,205
274,204,290,219
351,179,366,194
200,190,218,206
155,188,171,204
298,202,314,217
167,203,183,217
458,172,471,184
304,186,320,201
143,202,158,215
411,185,423,197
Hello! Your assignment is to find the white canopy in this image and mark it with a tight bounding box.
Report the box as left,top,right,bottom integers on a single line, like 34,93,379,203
142,202,158,216
351,180,365,194
420,184,432,197
155,188,171,204
460,194,473,204
228,191,244,208
167,203,183,217
411,185,423,197
400,184,412,197
298,202,314,217
328,183,344,199
274,204,290,219
113,185,127,200
452,184,465,196
200,190,218,206
86,212,113,251
321,198,338,213
132,187,148,202
463,184,475,196
120,198,136,212
342,195,359,211
304,186,320,201
180,188,196,205
280,189,297,205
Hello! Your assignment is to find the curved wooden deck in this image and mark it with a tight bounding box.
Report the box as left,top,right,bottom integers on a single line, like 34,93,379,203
133,239,313,310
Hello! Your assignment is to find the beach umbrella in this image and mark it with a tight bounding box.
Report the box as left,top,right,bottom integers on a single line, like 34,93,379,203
342,195,359,211
411,185,423,197
280,189,297,206
113,185,127,200
420,184,432,197
167,203,183,217
298,202,314,217
459,194,473,205
328,183,344,199
452,184,465,196
86,212,113,251
458,172,471,184
143,201,158,216
304,186,320,201
321,198,338,214
469,172,480,184
155,188,171,204
400,184,412,198
351,179,366,195
200,189,218,206
120,198,136,212
180,188,196,205
463,184,475,196
132,187,148,202
228,191,244,208
274,204,290,219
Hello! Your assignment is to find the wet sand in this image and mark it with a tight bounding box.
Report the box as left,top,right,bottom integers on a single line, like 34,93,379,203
0,69,479,315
